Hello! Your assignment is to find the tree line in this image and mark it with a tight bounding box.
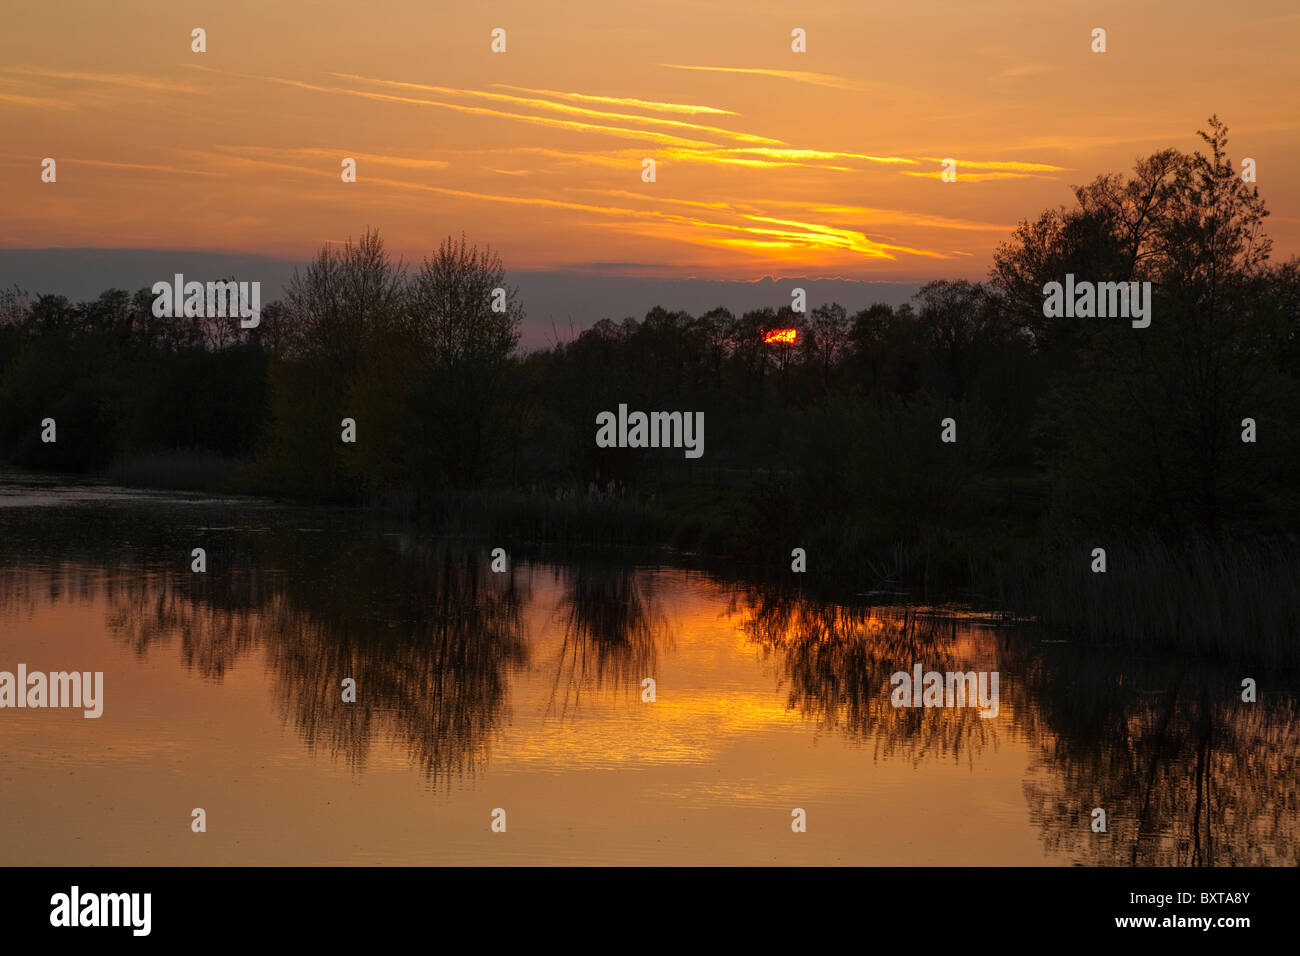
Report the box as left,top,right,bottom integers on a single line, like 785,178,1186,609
2,118,1297,560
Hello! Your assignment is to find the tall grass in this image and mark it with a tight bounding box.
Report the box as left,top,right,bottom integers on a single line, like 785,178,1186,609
982,532,1300,663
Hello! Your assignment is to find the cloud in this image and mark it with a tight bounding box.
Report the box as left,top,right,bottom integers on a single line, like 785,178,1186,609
517,145,859,172
0,153,223,177
723,148,917,165
659,64,873,92
219,145,449,170
330,73,780,145
482,147,635,171
201,151,951,264
0,65,209,94
490,85,735,116
991,63,1057,80
736,215,947,259
576,189,734,211
918,157,1065,172
0,91,72,110
902,171,1037,182
654,147,852,170
775,202,1016,233
187,66,744,150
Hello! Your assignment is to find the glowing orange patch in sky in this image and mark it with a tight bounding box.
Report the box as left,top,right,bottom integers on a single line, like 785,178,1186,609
763,328,798,344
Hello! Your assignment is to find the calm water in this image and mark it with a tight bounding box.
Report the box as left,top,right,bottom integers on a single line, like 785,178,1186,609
1,470,1295,865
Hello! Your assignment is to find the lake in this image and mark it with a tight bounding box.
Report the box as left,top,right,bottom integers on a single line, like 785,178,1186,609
1,470,1295,865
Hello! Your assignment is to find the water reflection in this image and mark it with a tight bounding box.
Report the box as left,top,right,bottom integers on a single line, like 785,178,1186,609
1004,638,1300,866
0,503,529,785
260,542,529,783
0,480,1296,863
733,587,1002,764
549,563,667,714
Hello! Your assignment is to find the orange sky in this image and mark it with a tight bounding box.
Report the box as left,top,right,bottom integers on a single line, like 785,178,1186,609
2,0,1298,280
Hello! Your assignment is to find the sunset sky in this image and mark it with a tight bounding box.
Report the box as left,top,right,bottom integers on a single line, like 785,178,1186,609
3,0,1298,286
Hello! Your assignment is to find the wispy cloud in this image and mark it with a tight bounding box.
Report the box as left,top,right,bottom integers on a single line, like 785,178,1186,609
475,145,856,173
0,91,72,110
490,85,735,116
507,145,861,172
330,73,778,145
918,157,1065,172
724,148,917,165
201,151,950,264
220,145,449,171
775,202,1016,233
187,66,741,150
577,189,737,211
736,215,946,259
482,147,637,171
602,217,943,261
659,64,872,92
902,171,1037,182
0,153,223,177
0,65,209,94
992,63,1057,81
654,147,852,170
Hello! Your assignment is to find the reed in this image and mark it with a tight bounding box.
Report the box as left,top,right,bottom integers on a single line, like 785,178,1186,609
982,532,1299,663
